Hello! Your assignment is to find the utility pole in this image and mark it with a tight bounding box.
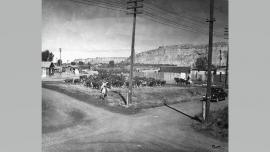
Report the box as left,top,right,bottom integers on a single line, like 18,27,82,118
224,25,229,88
126,0,143,106
219,49,222,82
203,0,215,123
225,50,229,87
59,48,62,61
219,50,222,67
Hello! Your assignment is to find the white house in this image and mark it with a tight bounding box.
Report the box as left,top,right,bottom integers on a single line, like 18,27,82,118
159,66,191,84
41,62,55,78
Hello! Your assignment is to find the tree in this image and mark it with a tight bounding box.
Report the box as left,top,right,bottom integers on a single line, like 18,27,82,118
195,56,208,70
42,50,54,61
78,61,84,65
194,56,215,71
109,60,115,68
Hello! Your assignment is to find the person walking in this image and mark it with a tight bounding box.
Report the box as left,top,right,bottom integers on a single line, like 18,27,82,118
100,81,108,100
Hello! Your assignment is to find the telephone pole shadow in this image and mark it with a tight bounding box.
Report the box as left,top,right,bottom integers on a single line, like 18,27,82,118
164,103,202,123
111,91,127,105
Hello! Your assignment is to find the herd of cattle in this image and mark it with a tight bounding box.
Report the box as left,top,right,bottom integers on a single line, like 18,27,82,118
64,71,166,89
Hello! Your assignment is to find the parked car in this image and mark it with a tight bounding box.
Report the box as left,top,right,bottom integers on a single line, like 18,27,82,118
201,87,227,102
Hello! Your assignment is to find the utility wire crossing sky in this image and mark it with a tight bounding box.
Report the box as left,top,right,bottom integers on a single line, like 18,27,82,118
42,0,228,62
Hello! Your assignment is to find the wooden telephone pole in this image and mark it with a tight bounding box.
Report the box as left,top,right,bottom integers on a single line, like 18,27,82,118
224,25,229,88
126,0,143,106
203,0,215,123
59,48,62,66
59,48,62,61
219,49,222,82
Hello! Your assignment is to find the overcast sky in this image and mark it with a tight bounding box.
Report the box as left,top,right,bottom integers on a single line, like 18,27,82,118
42,0,228,62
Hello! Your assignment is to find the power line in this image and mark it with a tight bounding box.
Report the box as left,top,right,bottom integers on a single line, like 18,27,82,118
142,11,224,37
67,0,224,38
143,1,226,27
143,6,208,29
72,0,210,27
143,11,208,34
143,1,207,22
97,0,211,27
68,0,128,13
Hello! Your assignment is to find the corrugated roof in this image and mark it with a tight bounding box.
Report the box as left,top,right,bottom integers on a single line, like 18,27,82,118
159,66,190,73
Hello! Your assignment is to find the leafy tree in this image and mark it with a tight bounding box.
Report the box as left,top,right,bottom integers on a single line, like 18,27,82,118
194,56,216,71
195,56,208,70
78,61,84,65
71,62,76,65
109,60,115,67
42,50,54,61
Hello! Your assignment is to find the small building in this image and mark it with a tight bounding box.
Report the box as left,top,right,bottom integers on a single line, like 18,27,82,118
216,66,227,75
134,69,162,80
190,68,216,83
159,66,191,84
41,62,55,78
54,65,62,73
213,66,227,85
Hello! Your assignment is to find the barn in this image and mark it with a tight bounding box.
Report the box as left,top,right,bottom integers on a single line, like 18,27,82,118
42,62,55,78
159,66,191,84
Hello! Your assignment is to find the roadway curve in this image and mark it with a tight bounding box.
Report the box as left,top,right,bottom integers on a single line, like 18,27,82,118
42,88,228,152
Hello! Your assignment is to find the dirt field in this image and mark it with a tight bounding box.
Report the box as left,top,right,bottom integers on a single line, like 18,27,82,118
42,81,228,152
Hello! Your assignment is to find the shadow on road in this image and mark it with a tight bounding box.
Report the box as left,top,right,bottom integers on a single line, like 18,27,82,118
111,91,127,105
164,103,202,123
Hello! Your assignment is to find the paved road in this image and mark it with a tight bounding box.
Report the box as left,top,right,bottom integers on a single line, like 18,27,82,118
42,88,228,152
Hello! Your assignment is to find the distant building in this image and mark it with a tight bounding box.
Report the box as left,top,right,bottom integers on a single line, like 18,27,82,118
190,68,216,83
67,65,80,75
41,62,55,78
134,68,161,79
74,57,127,64
213,66,227,86
159,66,191,84
216,66,226,75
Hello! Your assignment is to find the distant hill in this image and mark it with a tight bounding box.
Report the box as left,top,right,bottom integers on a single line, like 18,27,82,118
74,57,127,64
126,42,228,67
73,42,228,67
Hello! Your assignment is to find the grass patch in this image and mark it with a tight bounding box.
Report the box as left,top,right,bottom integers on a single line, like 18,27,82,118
192,106,228,141
42,81,206,115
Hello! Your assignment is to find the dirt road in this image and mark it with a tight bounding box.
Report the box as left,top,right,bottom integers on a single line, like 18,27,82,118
42,88,228,152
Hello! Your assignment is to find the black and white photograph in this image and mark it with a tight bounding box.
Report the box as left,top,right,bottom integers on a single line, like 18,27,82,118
42,0,229,151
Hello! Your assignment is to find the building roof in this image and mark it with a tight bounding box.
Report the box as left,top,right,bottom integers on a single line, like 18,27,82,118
159,66,190,73
191,67,216,71
41,62,55,68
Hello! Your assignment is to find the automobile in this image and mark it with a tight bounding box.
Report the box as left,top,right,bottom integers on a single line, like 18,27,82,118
201,87,227,102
